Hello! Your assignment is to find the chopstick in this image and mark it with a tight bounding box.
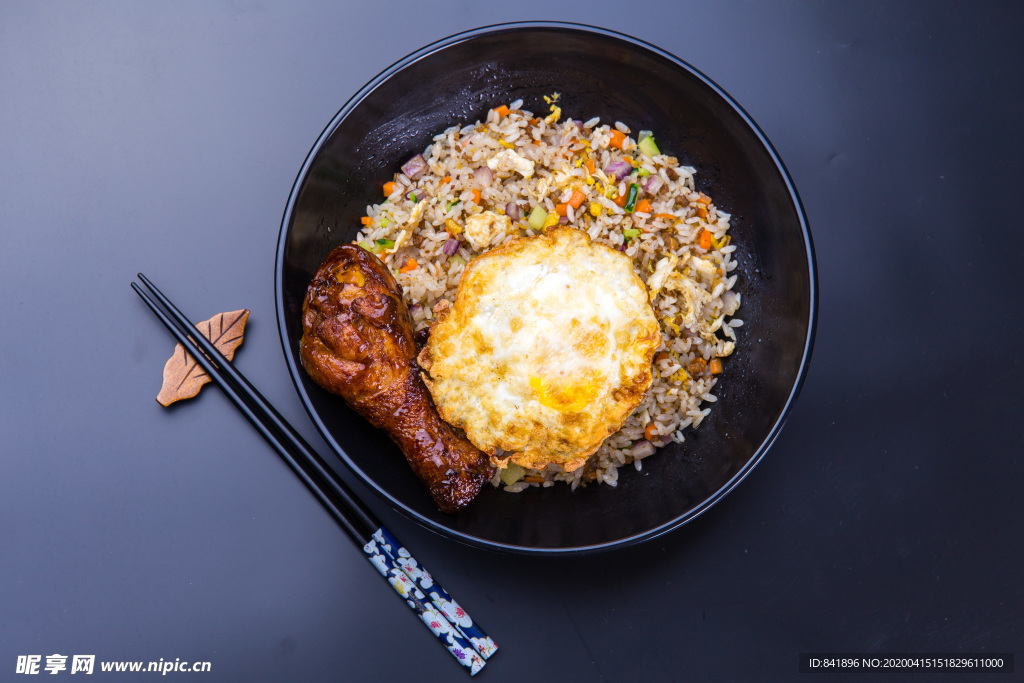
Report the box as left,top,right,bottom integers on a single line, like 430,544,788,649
132,273,497,674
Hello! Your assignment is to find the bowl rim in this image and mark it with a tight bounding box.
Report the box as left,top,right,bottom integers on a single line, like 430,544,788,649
274,21,818,555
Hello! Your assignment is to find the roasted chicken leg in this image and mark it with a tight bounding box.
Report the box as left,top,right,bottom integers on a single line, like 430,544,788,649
299,243,494,513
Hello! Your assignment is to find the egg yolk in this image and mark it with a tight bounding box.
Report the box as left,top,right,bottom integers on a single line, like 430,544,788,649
529,376,598,412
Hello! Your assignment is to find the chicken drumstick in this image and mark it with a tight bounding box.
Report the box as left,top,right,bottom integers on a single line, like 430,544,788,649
300,243,494,513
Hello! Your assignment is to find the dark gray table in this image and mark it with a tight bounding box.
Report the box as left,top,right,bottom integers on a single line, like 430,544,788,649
2,3,1021,680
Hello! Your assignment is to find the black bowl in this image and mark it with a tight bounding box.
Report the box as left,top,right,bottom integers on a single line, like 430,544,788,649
275,22,816,554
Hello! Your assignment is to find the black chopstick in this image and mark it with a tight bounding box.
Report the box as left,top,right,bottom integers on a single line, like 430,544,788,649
133,276,375,544
132,274,497,673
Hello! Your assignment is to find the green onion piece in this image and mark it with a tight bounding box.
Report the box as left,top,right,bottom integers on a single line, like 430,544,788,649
638,134,660,157
375,238,394,248
528,205,548,230
410,192,418,203
499,463,526,486
380,219,390,228
624,183,639,212
449,254,466,267
358,240,374,252
445,199,461,211
623,228,641,240
637,168,651,177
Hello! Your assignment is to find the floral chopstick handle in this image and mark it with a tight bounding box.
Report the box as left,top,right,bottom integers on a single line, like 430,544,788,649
363,536,486,675
373,527,499,659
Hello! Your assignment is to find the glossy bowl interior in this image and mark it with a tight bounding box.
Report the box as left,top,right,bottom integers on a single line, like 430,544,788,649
276,23,816,554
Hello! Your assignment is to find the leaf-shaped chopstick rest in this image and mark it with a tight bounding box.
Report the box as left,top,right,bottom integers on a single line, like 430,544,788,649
156,309,249,406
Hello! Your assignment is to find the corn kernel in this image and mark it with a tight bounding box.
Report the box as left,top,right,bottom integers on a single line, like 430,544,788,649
589,202,602,218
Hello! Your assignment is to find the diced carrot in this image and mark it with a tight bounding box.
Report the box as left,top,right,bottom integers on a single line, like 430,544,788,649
699,229,713,250
439,175,451,186
399,258,418,273
654,351,670,363
383,181,398,196
644,423,658,440
696,206,708,219
555,203,568,216
696,192,712,205
709,358,723,375
635,199,652,214
613,192,628,208
654,213,677,221
623,156,634,166
360,216,372,225
523,476,545,484
568,190,586,210
494,104,510,119
585,158,596,174
471,189,481,204
609,130,626,149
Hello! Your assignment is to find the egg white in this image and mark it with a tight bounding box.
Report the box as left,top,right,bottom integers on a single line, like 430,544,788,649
420,228,660,472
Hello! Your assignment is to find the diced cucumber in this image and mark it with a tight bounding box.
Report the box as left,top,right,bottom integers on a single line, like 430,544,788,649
624,183,639,212
638,134,660,157
499,463,526,486
528,205,548,230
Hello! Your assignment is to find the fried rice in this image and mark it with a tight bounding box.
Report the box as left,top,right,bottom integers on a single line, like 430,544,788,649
354,96,742,492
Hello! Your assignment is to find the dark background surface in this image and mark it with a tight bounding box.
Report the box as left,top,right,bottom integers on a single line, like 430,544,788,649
2,2,1021,681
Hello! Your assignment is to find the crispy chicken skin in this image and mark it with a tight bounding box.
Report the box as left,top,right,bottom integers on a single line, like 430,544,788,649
299,243,494,513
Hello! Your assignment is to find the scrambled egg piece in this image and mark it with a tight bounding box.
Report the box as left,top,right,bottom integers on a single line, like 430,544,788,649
543,93,561,124
487,148,535,178
646,253,720,341
464,210,512,251
646,253,679,299
385,201,427,253
530,176,552,202
419,228,661,472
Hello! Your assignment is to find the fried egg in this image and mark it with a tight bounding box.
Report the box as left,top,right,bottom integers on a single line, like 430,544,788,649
418,228,661,472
